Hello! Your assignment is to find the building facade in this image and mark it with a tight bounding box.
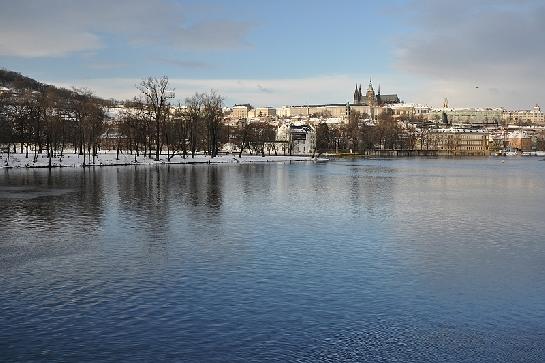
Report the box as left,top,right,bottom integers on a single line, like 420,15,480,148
390,103,431,119
231,105,251,120
250,107,277,118
507,130,533,151
503,105,544,125
416,128,489,156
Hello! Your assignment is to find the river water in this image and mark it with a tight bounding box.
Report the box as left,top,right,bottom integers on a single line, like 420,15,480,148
1,158,545,362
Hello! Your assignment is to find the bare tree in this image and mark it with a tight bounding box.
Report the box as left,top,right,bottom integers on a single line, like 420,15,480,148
202,90,224,158
119,99,147,162
232,120,250,158
70,88,94,155
315,123,330,154
80,98,105,166
249,121,276,157
376,112,401,150
184,92,205,158
137,76,174,161
173,105,189,159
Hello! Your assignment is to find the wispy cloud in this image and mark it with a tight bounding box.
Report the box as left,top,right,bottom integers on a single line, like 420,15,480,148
257,84,273,93
157,58,213,70
86,62,128,70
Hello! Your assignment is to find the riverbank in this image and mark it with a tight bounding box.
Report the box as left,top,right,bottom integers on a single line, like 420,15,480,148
0,152,326,169
324,150,545,158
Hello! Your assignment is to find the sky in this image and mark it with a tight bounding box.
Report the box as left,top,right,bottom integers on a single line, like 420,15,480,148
0,0,544,109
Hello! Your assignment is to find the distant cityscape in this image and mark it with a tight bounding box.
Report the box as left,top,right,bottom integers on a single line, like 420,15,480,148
218,80,544,156
2,74,545,163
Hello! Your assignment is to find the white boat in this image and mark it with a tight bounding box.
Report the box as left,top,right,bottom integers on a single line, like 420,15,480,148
521,151,545,157
495,148,519,156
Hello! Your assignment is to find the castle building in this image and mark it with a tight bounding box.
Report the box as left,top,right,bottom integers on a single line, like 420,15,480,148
353,79,400,106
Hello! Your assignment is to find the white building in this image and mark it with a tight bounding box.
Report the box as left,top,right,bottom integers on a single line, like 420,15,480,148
389,103,432,119
428,108,503,126
277,123,316,155
503,105,544,125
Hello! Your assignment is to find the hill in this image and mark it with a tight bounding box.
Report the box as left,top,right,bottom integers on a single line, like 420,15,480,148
0,69,109,104
0,69,46,90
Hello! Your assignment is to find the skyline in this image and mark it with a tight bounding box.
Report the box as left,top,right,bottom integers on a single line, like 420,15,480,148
1,0,544,109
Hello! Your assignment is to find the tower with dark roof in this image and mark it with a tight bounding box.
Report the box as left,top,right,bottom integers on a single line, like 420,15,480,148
366,79,377,106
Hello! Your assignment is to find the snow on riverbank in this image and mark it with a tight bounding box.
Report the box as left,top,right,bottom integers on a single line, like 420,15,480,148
0,152,326,169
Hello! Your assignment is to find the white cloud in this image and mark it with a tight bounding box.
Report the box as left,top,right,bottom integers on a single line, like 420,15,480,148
394,0,545,108
0,30,101,58
47,72,433,107
0,0,251,58
168,20,252,50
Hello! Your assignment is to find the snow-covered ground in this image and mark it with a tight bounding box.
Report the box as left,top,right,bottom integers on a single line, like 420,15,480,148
0,151,326,169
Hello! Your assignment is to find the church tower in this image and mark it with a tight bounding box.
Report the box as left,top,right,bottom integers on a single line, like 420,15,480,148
350,79,400,106
366,79,377,106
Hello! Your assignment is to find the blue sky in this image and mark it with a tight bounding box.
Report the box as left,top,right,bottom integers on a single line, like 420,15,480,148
1,0,544,109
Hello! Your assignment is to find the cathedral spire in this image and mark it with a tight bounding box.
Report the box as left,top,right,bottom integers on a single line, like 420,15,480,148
354,83,362,104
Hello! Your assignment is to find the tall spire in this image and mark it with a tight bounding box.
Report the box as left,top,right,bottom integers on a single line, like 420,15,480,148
377,84,381,95
354,83,363,104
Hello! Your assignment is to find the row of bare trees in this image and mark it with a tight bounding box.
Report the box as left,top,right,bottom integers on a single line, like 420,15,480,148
1,73,281,165
0,75,230,164
0,85,106,166
117,76,278,160
115,77,226,161
315,111,416,154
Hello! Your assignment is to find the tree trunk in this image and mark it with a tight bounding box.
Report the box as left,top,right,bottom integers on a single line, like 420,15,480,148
155,115,160,161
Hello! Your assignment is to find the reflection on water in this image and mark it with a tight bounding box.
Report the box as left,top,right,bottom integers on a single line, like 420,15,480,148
1,159,545,362
0,168,105,267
